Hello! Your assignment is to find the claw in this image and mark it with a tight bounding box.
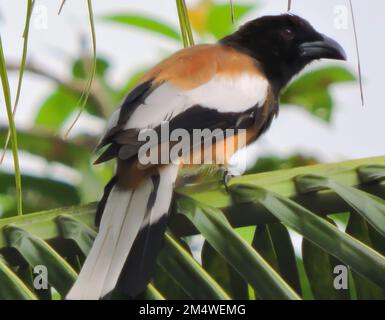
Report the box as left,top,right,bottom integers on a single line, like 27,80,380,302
222,169,234,194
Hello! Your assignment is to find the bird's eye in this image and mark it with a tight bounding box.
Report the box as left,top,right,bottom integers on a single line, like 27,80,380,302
281,28,294,40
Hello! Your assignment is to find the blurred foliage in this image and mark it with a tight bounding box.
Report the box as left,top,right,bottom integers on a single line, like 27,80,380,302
2,157,385,300
190,0,256,39
35,57,119,131
101,14,181,41
281,66,356,122
247,154,319,174
36,86,87,130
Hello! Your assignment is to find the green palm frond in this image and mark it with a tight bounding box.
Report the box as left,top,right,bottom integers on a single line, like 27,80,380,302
1,155,385,299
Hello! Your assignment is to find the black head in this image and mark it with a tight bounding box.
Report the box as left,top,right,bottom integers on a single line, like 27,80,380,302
221,14,346,93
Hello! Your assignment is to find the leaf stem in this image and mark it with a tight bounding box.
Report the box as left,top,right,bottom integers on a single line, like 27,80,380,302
176,0,194,48
0,0,34,165
58,0,66,15
0,36,23,215
63,0,96,138
349,0,365,107
230,0,235,26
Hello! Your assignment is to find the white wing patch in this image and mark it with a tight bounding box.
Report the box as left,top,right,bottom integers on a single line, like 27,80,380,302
124,83,193,129
185,73,269,113
121,72,269,130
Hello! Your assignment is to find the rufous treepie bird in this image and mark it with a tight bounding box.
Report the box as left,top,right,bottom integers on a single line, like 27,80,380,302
67,14,346,299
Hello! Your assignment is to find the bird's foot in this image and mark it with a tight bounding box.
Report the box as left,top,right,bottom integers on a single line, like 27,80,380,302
222,169,234,194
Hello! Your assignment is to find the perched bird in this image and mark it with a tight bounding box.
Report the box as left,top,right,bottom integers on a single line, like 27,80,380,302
67,14,346,299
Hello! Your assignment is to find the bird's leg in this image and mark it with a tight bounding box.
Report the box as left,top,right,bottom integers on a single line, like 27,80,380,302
222,168,234,194
176,164,222,188
176,164,234,193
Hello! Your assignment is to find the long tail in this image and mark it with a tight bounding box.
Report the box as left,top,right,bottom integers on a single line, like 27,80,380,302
66,165,179,300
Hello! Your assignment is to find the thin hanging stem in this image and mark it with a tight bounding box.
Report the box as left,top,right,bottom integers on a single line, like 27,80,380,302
0,0,34,165
176,0,188,48
230,0,235,27
58,0,66,15
181,0,194,46
349,0,364,106
288,0,292,11
63,0,96,138
176,0,194,48
0,36,23,215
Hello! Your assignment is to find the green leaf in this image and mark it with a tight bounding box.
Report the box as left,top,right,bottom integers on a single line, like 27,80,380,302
358,165,385,184
251,224,280,299
0,258,37,300
4,226,77,296
296,175,385,237
207,3,254,39
157,233,230,300
247,154,319,174
368,224,385,257
250,223,302,297
281,67,356,122
56,214,96,256
35,86,80,130
72,57,110,79
11,262,53,300
240,222,303,296
302,221,350,300
252,225,279,271
346,213,385,299
0,127,91,166
35,85,104,130
144,284,165,300
201,241,249,299
296,256,314,300
176,196,300,300
0,172,80,210
153,265,191,300
101,14,181,41
231,185,385,290
0,203,97,248
268,223,302,295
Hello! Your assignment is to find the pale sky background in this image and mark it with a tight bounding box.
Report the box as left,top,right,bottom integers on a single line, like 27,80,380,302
1,0,385,179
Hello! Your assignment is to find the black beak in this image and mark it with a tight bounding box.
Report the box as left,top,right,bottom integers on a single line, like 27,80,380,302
300,34,347,61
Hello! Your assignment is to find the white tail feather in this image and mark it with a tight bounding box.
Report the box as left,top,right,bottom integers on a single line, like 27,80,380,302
66,165,178,300
101,164,178,296
100,179,153,296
